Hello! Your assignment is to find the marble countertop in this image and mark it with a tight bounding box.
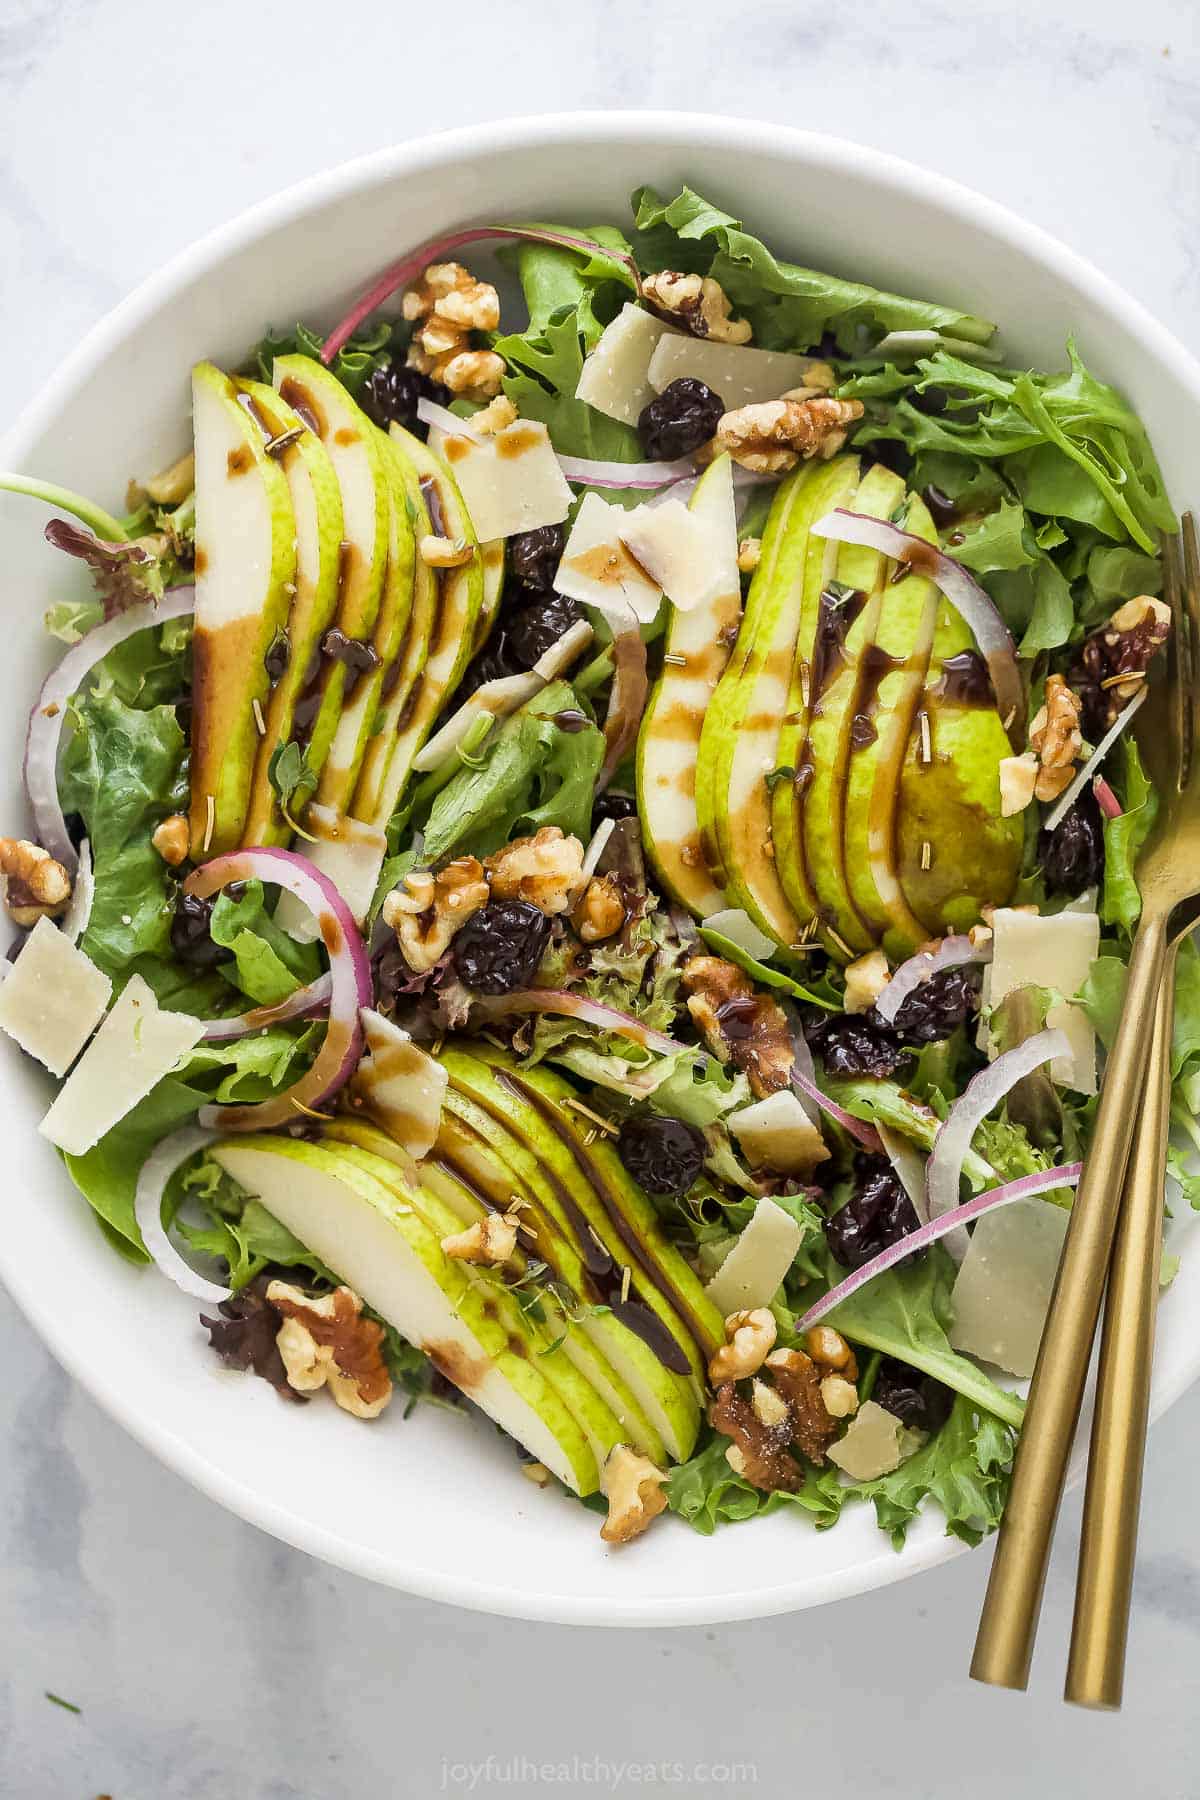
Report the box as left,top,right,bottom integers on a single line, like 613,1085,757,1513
3,0,1200,1792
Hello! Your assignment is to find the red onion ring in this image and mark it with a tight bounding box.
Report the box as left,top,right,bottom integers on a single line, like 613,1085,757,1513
60,838,94,944
199,973,333,1042
925,1027,1071,1260
25,587,196,872
557,453,696,490
184,850,371,1130
873,934,990,1026
321,225,641,365
799,1161,1082,1330
811,508,1025,744
415,397,486,444
790,1066,883,1152
471,988,688,1056
1043,686,1148,833
598,602,647,790
133,1124,230,1304
878,1122,929,1224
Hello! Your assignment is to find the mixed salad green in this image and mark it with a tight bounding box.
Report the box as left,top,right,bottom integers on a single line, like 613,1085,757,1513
0,183,1192,1552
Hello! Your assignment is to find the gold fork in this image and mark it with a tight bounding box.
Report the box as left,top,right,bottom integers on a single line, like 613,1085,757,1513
972,514,1200,1695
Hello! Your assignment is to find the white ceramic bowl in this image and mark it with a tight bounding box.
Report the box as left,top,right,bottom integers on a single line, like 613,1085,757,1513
3,113,1198,1626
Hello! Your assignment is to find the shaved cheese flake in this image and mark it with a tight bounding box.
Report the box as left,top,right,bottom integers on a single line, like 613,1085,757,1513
555,491,662,623
618,499,728,611
700,906,777,962
277,806,386,938
40,975,204,1156
0,917,111,1076
352,1008,448,1160
575,303,679,425
705,1194,803,1314
985,907,1100,1093
729,1090,828,1179
949,1197,1069,1377
827,1401,909,1481
430,420,571,543
647,335,820,408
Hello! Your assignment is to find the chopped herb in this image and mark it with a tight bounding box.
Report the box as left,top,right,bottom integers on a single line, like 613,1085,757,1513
764,765,796,795
268,740,318,837
45,1692,81,1714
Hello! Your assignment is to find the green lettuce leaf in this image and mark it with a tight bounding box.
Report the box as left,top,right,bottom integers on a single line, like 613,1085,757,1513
665,1435,844,1535
208,879,321,1005
62,1076,203,1260
855,1394,1017,1549
1101,737,1158,932
631,186,995,354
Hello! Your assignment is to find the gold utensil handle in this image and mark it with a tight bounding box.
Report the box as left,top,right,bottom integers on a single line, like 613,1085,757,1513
1065,966,1175,1708
972,911,1169,1691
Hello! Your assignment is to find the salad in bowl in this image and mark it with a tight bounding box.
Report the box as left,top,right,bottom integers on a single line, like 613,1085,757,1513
0,181,1186,1554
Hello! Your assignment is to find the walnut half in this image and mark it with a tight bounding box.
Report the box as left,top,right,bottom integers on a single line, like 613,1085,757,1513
642,270,752,345
267,1282,393,1419
599,1444,669,1544
382,855,489,974
715,396,865,474
0,837,71,927
403,260,505,399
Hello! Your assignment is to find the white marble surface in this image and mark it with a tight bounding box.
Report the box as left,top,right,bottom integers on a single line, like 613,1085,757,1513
3,1,1200,1793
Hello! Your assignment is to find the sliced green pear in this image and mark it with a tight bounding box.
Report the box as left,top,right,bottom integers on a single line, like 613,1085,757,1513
233,378,345,846
449,1045,723,1375
842,493,942,956
270,355,390,799
322,1136,627,1479
435,1077,695,1461
895,598,1023,935
694,456,858,954
637,455,741,917
473,537,506,652
353,425,484,829
779,462,907,955
189,361,297,856
211,1135,598,1493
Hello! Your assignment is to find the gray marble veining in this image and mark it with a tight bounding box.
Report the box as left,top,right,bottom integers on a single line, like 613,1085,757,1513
3,0,1200,1792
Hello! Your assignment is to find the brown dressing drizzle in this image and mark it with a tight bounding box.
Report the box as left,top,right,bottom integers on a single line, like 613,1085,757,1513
278,377,323,438
809,585,866,707
932,648,995,708
850,643,900,752
226,445,252,477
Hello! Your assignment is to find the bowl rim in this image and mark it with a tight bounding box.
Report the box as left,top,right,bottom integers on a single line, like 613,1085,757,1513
4,109,1199,1626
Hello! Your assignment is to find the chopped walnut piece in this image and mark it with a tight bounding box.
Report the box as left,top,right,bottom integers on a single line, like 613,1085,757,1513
1028,673,1083,803
403,260,505,399
600,1444,669,1543
419,533,473,568
737,536,762,573
710,1382,802,1492
440,1212,518,1266
805,1325,857,1374
151,813,189,867
143,450,195,506
708,1307,777,1383
266,1282,393,1419
843,949,890,1015
642,270,752,345
750,1376,791,1428
820,1375,860,1419
764,1347,840,1465
0,837,71,926
682,954,794,1097
521,1460,553,1488
999,752,1039,817
715,396,865,474
472,393,518,436
485,826,585,915
1073,594,1171,732
574,872,625,943
382,856,489,973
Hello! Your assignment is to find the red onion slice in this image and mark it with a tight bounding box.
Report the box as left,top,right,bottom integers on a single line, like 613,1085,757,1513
812,508,1024,742
1092,775,1123,821
598,602,647,790
416,397,486,444
471,988,688,1057
1043,686,1148,833
199,973,333,1042
873,934,990,1026
878,1122,930,1224
790,1065,884,1152
798,1161,1082,1330
556,453,696,490
60,838,94,944
25,587,196,872
133,1124,229,1304
321,225,641,365
926,1027,1071,1260
185,849,371,1130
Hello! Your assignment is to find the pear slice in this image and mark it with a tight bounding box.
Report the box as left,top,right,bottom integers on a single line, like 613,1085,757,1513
779,462,907,955
450,1046,723,1379
323,1136,627,1480
430,1098,680,1463
211,1135,599,1493
353,425,483,830
637,455,741,917
270,355,390,802
841,492,942,956
895,592,1024,935
473,536,506,654
232,379,344,846
188,362,297,857
694,456,858,953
